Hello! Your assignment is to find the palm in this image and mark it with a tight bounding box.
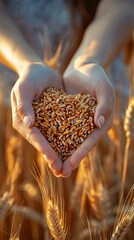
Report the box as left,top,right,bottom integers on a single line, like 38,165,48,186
11,63,63,175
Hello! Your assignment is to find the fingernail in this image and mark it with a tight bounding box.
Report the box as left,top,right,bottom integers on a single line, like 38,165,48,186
64,173,71,178
23,116,31,128
97,116,105,128
61,172,71,178
48,165,61,177
53,171,62,178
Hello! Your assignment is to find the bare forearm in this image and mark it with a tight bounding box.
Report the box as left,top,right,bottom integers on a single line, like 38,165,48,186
73,1,134,69
0,2,42,75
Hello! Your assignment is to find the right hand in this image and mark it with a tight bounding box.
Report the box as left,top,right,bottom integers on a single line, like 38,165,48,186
11,62,63,176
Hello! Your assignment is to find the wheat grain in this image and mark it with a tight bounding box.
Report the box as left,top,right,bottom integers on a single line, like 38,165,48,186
33,86,97,161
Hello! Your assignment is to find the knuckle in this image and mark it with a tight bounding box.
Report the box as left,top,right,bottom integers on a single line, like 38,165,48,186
25,130,32,143
12,81,24,98
12,116,19,130
16,104,25,117
12,120,16,130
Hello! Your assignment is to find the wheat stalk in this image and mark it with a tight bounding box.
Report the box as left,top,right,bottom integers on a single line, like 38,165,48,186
11,205,45,228
32,161,67,239
70,158,87,209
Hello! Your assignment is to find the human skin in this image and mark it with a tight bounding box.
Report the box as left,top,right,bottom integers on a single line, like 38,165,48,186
0,0,133,177
59,0,134,177
0,1,64,174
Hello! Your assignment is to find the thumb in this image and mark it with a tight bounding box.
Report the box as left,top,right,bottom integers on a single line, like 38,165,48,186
94,102,106,129
16,95,35,128
94,86,115,129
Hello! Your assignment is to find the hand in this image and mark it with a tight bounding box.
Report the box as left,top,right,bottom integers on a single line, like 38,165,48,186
61,63,115,177
11,62,64,176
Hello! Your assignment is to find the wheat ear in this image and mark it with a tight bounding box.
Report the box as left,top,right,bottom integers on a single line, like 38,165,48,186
46,199,67,240
32,161,67,240
118,98,134,206
124,97,134,140
111,215,133,240
86,154,112,220
111,185,134,240
0,192,14,221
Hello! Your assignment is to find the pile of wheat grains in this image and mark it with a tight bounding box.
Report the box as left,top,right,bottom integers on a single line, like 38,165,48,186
33,87,97,161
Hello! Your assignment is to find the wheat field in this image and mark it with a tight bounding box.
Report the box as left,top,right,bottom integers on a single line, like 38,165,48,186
0,50,134,240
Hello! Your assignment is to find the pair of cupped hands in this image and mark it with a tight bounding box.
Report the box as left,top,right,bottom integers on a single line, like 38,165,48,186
11,61,115,177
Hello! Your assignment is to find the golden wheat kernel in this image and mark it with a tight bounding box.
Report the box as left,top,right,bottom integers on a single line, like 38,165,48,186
33,87,97,161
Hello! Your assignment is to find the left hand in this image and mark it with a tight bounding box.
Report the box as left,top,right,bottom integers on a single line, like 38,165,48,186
61,63,115,177
11,62,64,176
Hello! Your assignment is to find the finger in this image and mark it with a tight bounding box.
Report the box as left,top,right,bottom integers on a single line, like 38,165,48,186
61,156,74,177
47,159,63,177
49,160,62,172
11,93,62,169
22,125,63,168
48,163,62,177
12,85,35,127
17,116,62,166
94,85,115,128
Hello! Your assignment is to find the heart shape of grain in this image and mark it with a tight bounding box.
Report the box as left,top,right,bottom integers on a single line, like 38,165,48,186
33,87,97,161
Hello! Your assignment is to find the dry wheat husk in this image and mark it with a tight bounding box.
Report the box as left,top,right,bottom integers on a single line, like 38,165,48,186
111,185,134,240
46,199,67,240
124,98,134,140
32,162,67,239
0,192,14,221
111,215,133,240
33,86,97,161
120,98,134,197
88,182,112,220
84,154,113,221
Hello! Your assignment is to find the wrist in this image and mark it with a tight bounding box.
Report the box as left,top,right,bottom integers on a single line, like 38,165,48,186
74,55,104,73
12,47,44,76
17,59,45,76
